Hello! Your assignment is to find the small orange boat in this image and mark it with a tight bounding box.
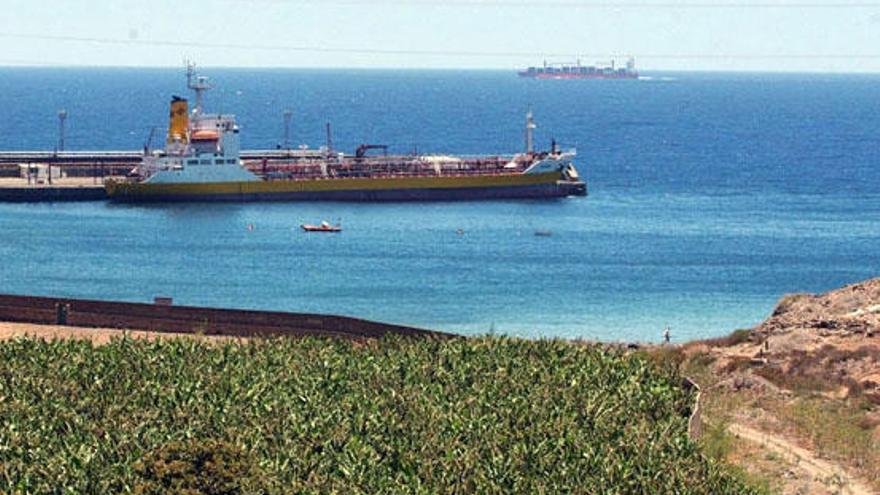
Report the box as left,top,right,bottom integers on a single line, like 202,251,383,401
301,221,342,233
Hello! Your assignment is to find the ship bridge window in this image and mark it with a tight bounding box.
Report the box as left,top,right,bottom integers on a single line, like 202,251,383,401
187,159,198,165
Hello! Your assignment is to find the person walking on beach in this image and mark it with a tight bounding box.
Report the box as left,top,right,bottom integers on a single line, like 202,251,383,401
663,325,671,344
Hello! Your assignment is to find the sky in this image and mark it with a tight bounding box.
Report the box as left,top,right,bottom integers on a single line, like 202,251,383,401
3,0,880,72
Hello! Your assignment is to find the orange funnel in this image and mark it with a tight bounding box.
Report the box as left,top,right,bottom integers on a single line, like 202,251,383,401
167,96,189,144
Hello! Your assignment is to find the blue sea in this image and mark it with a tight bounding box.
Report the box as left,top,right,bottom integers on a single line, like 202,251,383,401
0,68,879,342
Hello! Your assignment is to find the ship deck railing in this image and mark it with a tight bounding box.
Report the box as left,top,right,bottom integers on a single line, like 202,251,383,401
257,169,528,181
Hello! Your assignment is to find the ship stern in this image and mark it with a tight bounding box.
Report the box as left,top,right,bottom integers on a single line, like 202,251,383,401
560,161,587,196
559,179,587,196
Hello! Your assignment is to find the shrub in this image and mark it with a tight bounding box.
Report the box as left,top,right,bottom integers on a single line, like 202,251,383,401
132,439,272,495
697,329,753,348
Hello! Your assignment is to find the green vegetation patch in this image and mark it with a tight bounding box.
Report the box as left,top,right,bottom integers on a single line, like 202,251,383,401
0,336,756,494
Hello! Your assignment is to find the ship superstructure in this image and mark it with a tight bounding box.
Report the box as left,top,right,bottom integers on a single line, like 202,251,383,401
137,64,257,186
519,57,638,80
107,65,587,202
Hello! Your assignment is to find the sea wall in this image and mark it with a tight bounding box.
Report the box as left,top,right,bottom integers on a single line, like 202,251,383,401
0,294,451,340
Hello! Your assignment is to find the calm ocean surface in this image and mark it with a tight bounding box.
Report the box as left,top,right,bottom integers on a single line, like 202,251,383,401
0,68,878,341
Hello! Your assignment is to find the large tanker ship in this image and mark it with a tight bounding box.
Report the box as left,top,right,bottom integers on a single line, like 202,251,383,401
106,65,587,202
518,58,638,80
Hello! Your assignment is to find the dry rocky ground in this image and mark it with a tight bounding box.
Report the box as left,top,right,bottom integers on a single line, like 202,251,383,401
673,279,880,494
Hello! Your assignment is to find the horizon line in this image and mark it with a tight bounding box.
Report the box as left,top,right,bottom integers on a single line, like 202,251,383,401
1,63,880,75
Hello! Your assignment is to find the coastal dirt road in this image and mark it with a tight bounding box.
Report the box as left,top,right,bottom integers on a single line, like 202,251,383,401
689,278,880,494
729,423,875,495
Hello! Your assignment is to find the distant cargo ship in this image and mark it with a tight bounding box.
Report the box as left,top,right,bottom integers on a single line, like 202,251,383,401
518,57,638,80
106,64,587,202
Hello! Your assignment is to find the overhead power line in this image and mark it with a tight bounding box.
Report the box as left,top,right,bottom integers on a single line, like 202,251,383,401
243,0,880,7
0,32,569,58
2,32,880,60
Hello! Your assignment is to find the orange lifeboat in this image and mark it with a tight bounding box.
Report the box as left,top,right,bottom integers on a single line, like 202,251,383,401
191,130,220,141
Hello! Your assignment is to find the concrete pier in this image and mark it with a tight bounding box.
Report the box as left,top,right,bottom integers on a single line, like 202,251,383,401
0,178,109,202
0,149,333,202
0,149,327,165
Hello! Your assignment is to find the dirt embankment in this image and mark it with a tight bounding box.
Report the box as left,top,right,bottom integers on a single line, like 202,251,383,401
680,279,880,494
0,322,244,345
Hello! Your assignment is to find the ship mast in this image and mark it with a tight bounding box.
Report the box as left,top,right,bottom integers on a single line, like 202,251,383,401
525,109,536,154
186,61,212,116
326,123,335,160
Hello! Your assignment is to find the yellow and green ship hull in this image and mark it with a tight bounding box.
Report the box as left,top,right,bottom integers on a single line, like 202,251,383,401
106,171,587,202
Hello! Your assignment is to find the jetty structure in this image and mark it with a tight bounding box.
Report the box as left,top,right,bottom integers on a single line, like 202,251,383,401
103,63,586,202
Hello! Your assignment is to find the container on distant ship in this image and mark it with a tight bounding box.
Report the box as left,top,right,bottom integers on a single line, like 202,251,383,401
105,64,587,202
518,57,638,80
